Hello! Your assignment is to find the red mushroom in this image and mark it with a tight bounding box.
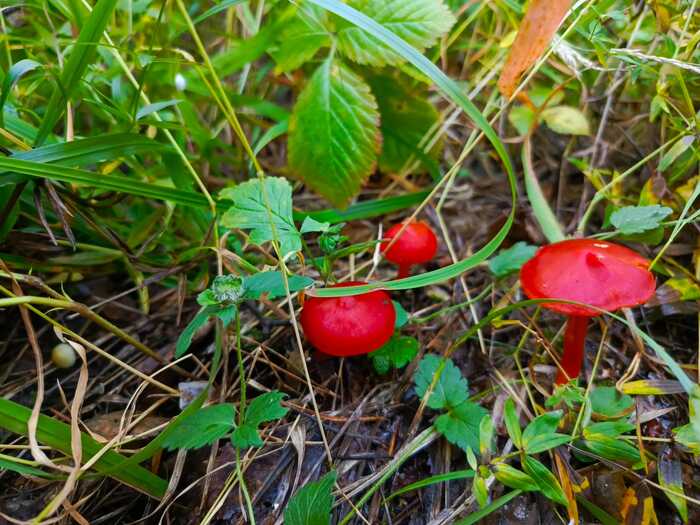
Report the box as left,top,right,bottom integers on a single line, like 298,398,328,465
382,221,438,278
300,282,396,357
520,239,655,385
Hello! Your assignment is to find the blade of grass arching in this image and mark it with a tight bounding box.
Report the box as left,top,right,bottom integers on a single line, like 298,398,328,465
453,490,523,525
9,133,167,168
0,157,209,208
386,470,474,501
35,0,119,146
305,0,517,296
293,190,431,224
576,496,621,525
522,137,566,243
193,0,249,24
0,454,60,479
0,398,167,498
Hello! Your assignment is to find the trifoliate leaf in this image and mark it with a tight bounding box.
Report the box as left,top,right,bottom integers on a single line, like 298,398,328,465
368,75,442,174
610,205,672,235
288,59,380,207
231,391,289,449
163,404,235,450
220,177,301,256
540,105,591,135
336,0,456,67
243,271,314,300
488,242,538,277
414,354,468,410
284,471,337,525
369,335,419,374
434,401,488,453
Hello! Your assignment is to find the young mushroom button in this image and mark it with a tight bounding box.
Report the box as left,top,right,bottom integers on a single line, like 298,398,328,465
519,239,655,385
300,282,396,357
382,221,439,278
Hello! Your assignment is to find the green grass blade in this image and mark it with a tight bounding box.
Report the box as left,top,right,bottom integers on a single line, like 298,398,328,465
293,190,431,224
10,134,167,168
522,138,565,243
0,398,167,498
194,0,249,24
453,489,522,525
0,157,209,208
305,0,517,296
35,0,119,145
386,469,474,501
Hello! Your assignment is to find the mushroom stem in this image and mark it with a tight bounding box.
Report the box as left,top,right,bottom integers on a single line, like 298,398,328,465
555,315,590,385
397,264,412,279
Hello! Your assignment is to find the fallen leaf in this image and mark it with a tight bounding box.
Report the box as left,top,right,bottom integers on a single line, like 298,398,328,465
497,0,572,98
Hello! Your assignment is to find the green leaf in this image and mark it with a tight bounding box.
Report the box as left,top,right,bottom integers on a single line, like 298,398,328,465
284,471,336,525
368,74,442,174
584,421,635,437
393,301,409,328
288,58,380,207
136,99,182,121
220,177,301,255
36,0,119,145
0,456,55,479
414,354,468,410
270,4,331,73
336,0,455,66
540,106,591,136
387,470,474,500
176,307,214,358
163,404,235,450
488,242,538,277
0,59,42,125
300,216,330,234
580,434,641,463
369,334,419,374
508,105,535,136
673,423,700,454
522,411,561,443
522,433,571,455
610,205,673,235
434,401,488,453
472,473,489,508
206,275,246,304
243,271,314,300
453,490,523,525
658,135,694,172
232,391,289,449
193,0,249,24
522,455,567,505
589,386,634,420
503,399,522,449
493,463,538,491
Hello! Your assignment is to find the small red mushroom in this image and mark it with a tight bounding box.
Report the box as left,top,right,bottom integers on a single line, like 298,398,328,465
520,239,655,385
382,221,438,278
300,282,396,357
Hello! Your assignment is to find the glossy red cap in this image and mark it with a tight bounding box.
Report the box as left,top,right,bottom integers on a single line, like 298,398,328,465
300,282,395,357
520,239,655,317
382,221,438,266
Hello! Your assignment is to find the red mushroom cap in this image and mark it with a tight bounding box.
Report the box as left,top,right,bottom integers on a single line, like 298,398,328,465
300,282,396,357
382,221,438,266
520,239,655,317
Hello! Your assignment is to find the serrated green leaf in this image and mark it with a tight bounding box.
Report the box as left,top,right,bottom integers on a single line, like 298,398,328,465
336,0,455,66
540,105,591,136
488,242,538,277
369,334,419,374
434,401,488,453
288,59,380,207
414,354,468,410
232,391,289,449
368,74,442,173
270,4,331,73
243,271,314,299
610,205,673,235
522,455,567,505
493,463,538,491
284,471,337,525
220,177,301,256
163,404,235,450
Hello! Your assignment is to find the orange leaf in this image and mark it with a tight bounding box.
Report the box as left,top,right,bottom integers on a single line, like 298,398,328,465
497,0,572,98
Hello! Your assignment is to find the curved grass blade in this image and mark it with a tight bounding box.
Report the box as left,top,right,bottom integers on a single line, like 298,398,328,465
0,59,42,126
454,490,523,525
194,0,249,24
386,469,474,501
0,157,209,208
35,0,119,146
304,0,517,297
10,134,167,168
0,398,167,498
293,190,431,224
